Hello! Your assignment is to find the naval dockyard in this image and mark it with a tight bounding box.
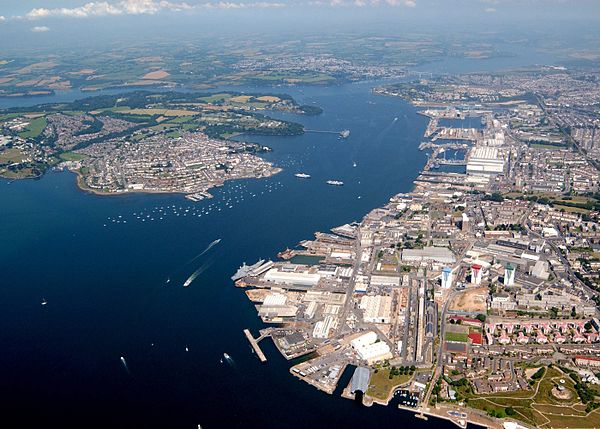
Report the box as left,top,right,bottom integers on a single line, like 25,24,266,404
234,70,600,429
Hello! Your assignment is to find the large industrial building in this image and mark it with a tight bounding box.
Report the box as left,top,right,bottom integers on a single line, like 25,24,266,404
401,246,456,264
359,295,393,324
264,267,321,286
350,331,393,364
466,147,505,175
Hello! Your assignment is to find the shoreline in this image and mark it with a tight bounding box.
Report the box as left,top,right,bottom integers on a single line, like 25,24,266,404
234,87,510,429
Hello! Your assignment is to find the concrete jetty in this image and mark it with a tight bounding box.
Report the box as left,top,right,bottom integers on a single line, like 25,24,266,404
243,329,267,362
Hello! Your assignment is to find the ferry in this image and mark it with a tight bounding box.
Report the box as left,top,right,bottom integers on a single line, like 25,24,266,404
294,173,311,179
326,180,344,186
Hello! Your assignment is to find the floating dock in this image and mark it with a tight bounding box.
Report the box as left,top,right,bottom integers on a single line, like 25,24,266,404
243,329,267,362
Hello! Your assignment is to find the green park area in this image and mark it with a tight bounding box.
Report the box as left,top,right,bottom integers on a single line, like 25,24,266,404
465,366,600,428
18,116,47,139
366,366,414,402
445,332,469,342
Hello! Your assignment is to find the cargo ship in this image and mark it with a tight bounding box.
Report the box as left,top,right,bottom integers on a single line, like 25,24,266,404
326,180,344,186
294,173,311,179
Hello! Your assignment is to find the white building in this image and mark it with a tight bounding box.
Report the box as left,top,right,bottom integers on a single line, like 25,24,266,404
264,268,321,286
359,295,392,324
504,263,516,286
471,264,483,285
401,246,456,264
441,267,453,289
370,275,401,287
351,331,393,364
467,147,505,175
313,315,338,339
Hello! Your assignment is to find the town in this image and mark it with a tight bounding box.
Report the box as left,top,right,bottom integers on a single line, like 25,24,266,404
0,91,310,192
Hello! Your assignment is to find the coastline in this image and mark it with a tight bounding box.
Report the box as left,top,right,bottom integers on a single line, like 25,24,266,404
234,88,506,429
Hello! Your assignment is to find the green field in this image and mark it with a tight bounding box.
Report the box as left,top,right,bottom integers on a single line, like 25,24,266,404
18,116,47,139
0,147,28,165
445,332,469,342
553,204,591,214
366,369,413,402
199,93,232,103
530,143,567,150
58,152,87,162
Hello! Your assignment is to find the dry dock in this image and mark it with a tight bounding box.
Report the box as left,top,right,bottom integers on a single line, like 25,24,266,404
243,329,267,362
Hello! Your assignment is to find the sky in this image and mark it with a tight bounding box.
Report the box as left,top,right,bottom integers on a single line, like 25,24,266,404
0,0,599,48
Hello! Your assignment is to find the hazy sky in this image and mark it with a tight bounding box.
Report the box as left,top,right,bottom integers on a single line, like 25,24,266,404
1,0,599,48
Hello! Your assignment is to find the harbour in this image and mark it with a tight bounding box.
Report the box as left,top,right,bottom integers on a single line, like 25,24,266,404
0,80,453,428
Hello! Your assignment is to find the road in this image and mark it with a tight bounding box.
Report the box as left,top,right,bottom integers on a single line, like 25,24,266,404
422,288,460,407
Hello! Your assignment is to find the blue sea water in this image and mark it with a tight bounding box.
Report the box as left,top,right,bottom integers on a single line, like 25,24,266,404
0,81,456,428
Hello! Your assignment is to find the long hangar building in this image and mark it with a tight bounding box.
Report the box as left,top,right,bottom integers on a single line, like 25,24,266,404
466,147,505,175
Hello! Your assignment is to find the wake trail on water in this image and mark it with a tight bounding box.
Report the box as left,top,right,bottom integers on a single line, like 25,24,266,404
120,356,130,374
165,238,221,284
183,258,215,287
194,238,222,260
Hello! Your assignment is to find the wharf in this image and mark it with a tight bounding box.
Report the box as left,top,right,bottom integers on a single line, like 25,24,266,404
243,328,268,362
397,404,501,429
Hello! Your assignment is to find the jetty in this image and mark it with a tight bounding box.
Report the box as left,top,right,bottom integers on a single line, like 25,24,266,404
243,328,269,362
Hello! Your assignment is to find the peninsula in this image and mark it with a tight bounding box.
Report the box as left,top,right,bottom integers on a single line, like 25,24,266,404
0,90,318,196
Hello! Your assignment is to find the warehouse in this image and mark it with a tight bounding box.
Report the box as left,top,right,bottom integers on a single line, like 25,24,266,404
264,268,321,286
466,147,505,175
351,331,393,364
359,295,393,324
401,246,456,264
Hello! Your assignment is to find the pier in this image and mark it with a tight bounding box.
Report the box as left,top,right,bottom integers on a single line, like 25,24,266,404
304,129,350,138
243,328,268,362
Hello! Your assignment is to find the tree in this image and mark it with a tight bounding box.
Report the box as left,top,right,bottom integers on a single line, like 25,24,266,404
476,314,487,323
585,321,593,332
